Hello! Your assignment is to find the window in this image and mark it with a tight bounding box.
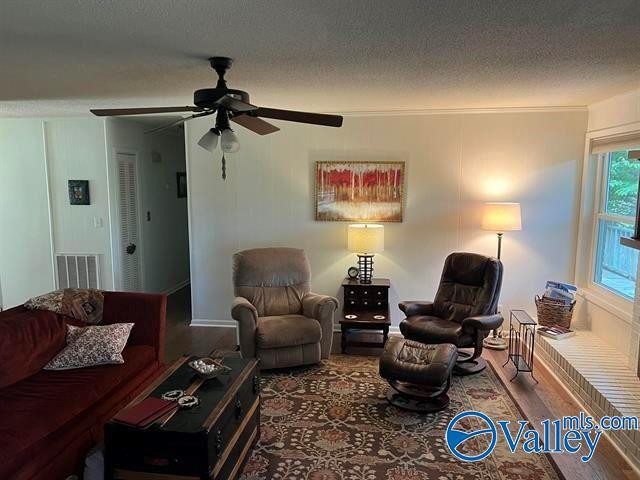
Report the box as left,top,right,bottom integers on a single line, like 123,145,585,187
593,149,640,299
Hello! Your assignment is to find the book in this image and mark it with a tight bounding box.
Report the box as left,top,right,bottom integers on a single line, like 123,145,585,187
543,280,577,305
544,287,575,304
113,396,178,428
545,280,577,294
538,324,575,340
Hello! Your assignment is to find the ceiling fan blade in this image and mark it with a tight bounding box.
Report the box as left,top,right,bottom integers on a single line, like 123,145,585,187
90,106,201,117
231,114,280,135
255,107,343,127
214,95,257,113
144,111,214,134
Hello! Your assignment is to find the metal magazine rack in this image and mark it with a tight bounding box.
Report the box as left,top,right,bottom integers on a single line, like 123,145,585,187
502,309,538,383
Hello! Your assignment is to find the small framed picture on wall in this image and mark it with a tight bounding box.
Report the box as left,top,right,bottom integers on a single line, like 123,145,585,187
176,172,187,198
68,180,90,205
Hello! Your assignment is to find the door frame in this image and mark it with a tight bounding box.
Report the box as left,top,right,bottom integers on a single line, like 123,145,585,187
107,147,146,291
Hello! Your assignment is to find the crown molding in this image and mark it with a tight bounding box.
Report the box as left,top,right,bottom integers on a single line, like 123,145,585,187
0,105,588,120
330,106,588,117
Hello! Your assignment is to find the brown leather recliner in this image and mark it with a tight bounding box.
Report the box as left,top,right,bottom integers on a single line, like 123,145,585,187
399,252,503,375
231,248,338,370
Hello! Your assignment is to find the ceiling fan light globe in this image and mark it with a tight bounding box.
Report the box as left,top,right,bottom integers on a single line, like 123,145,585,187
197,129,219,152
221,129,240,153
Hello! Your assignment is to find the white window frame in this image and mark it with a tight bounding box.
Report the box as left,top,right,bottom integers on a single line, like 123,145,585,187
589,152,637,302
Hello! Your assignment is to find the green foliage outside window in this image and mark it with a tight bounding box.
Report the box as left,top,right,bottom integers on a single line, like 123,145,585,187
606,150,640,217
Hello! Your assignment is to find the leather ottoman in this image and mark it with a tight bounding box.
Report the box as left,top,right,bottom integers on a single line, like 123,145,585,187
379,337,457,412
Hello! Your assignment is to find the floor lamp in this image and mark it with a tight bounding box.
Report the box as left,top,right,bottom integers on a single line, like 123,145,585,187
481,202,522,350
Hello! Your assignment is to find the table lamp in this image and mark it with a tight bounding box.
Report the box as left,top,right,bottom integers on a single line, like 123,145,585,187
348,224,384,283
481,202,522,350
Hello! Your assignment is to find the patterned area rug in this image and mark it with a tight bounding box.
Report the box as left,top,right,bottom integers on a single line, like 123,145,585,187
240,355,560,480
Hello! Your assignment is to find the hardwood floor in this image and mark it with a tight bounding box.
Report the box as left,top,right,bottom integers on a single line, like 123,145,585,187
164,288,637,480
164,286,236,363
485,348,637,480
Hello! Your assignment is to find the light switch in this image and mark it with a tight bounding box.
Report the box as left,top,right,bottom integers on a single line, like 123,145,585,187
93,217,103,228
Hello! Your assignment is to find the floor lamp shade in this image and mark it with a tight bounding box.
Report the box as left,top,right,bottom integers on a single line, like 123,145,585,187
348,224,384,283
481,203,522,232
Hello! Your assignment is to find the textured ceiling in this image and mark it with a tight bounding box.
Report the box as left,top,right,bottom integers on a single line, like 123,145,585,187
1,0,639,116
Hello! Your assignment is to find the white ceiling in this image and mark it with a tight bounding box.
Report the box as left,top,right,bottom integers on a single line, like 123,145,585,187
1,0,639,117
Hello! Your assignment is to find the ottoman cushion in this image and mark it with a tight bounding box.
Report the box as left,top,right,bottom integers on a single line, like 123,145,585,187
379,337,457,388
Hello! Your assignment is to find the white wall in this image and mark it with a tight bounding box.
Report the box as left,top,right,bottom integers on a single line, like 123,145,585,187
587,88,640,132
186,109,588,327
44,118,114,290
105,119,189,294
0,118,113,307
574,87,640,367
0,119,55,308
0,116,191,308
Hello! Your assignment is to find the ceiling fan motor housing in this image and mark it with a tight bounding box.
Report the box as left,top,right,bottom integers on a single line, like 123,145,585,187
193,56,251,110
193,88,251,109
209,56,233,77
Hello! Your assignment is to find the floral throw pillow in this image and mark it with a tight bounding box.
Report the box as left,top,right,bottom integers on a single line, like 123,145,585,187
25,288,104,324
44,323,134,370
24,290,65,313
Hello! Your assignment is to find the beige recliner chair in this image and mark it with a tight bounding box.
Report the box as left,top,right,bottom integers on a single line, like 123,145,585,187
231,248,338,369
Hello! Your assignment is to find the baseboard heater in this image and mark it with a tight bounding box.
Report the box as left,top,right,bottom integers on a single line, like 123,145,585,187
55,254,100,289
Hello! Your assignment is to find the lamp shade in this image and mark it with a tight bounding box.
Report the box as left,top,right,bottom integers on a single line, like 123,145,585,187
481,202,522,232
197,128,219,152
220,129,240,153
348,224,384,254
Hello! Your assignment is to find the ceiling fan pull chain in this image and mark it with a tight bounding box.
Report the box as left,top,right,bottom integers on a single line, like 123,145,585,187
221,153,226,180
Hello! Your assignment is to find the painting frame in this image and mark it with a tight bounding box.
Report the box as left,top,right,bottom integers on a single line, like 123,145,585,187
315,160,405,222
176,172,187,198
68,180,90,205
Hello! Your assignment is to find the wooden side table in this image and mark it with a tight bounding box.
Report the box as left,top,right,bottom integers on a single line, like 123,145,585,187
339,278,391,353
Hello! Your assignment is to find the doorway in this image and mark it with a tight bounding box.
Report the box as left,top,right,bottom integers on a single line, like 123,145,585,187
107,119,191,298
115,152,143,291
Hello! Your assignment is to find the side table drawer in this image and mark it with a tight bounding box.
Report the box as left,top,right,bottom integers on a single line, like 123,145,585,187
344,286,388,301
370,287,387,298
359,298,387,308
344,297,358,308
344,298,388,309
344,286,361,299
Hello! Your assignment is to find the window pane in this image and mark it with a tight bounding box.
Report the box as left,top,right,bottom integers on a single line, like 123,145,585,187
594,219,638,299
605,150,640,216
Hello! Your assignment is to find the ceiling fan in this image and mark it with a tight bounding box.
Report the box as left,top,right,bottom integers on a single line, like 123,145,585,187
90,57,343,179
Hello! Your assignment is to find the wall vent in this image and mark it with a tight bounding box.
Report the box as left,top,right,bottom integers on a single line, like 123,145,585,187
55,254,100,289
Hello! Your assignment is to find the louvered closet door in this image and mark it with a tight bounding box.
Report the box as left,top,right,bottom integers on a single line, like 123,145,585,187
117,153,142,291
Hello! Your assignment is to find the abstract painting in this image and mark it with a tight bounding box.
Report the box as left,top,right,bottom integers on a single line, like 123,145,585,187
315,161,404,222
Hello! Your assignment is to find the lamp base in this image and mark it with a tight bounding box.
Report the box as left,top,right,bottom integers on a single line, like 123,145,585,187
357,254,374,283
483,336,508,350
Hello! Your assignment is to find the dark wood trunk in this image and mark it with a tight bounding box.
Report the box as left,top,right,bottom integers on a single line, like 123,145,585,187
105,356,260,480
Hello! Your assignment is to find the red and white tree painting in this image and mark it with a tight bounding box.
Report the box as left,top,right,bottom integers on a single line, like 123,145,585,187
316,161,404,222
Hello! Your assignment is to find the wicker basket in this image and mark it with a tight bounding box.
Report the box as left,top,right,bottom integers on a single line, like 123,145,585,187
535,295,575,328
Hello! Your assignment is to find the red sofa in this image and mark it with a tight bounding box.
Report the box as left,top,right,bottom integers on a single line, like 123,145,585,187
0,291,167,480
